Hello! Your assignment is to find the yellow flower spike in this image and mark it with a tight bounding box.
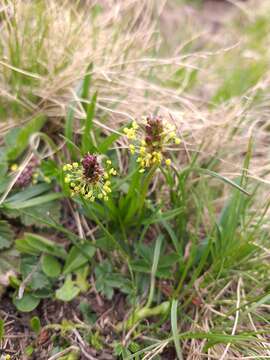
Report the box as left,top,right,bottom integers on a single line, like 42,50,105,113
44,176,51,184
139,146,146,155
140,139,146,146
104,196,109,201
129,144,135,154
124,126,137,140
103,185,111,193
109,168,117,175
175,138,181,145
11,164,18,172
165,159,171,166
139,168,145,173
132,121,139,129
63,154,115,203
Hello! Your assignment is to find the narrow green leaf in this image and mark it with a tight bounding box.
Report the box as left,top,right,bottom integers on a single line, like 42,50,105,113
98,125,125,153
81,91,97,153
0,319,4,341
198,168,250,195
16,233,67,259
146,235,163,308
64,104,76,158
81,63,93,111
4,192,63,209
59,135,81,156
142,207,183,226
171,300,183,360
4,183,51,204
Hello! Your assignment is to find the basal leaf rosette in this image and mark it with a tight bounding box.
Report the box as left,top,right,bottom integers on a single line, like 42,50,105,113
63,153,116,202
124,115,181,172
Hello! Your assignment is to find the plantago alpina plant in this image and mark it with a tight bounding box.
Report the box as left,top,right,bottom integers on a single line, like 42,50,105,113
63,153,116,201
124,115,180,172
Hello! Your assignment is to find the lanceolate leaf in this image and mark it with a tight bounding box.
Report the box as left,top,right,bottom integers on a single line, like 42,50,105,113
3,192,63,210
16,233,67,259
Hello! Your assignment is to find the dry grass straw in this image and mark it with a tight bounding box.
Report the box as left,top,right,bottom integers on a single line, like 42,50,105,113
0,0,268,184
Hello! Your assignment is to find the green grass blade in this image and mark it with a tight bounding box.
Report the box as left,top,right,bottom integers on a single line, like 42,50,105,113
3,192,63,209
81,63,93,111
198,168,250,195
146,235,163,308
0,319,4,341
171,299,183,360
81,91,97,154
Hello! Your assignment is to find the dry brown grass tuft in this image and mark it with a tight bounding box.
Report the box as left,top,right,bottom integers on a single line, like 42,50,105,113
1,0,270,182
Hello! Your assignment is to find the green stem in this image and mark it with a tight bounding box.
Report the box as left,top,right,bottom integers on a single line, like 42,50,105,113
82,199,130,262
116,301,170,332
138,165,158,217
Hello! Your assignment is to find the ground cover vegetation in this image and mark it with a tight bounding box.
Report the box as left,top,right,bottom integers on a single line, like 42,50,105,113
0,0,270,359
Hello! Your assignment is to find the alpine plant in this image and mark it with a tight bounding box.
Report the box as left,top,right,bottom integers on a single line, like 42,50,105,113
124,115,181,172
63,153,116,201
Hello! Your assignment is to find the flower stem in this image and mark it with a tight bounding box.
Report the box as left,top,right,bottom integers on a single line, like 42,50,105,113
138,165,158,217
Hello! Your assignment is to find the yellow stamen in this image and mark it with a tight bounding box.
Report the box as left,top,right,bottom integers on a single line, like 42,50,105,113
11,164,18,172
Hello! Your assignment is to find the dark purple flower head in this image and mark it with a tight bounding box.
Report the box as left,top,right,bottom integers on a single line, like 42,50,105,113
16,157,39,188
124,115,181,172
16,165,33,187
145,115,164,149
81,153,103,183
63,154,116,201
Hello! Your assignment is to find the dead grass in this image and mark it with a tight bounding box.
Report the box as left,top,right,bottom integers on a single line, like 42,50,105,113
0,0,260,180
1,0,270,187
